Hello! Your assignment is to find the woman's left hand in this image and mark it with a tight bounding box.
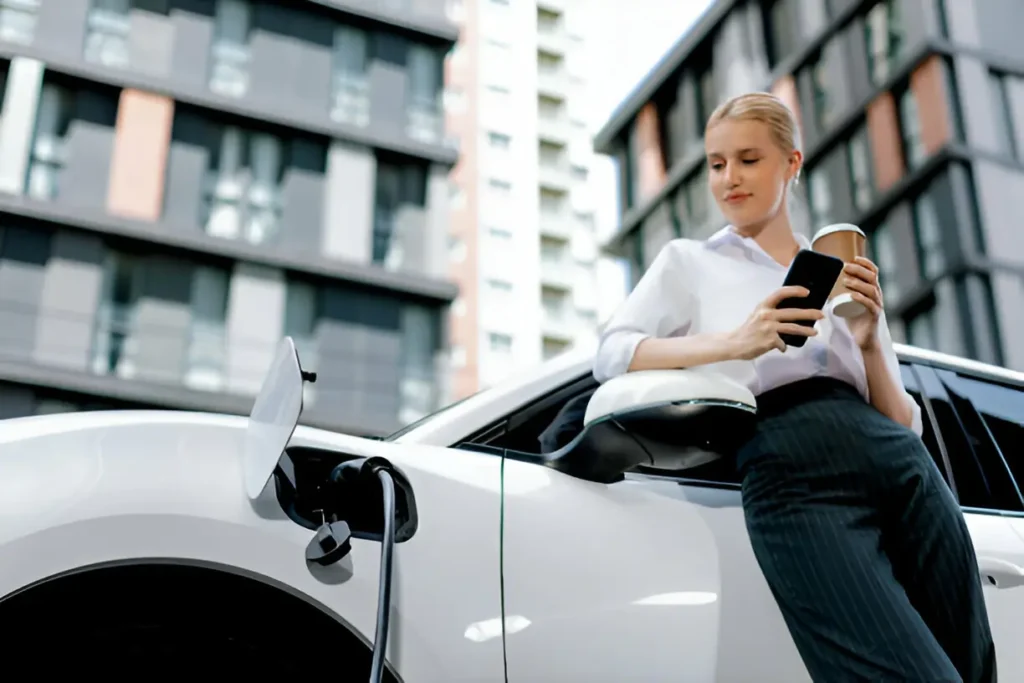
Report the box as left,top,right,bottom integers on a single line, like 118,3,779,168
842,256,884,351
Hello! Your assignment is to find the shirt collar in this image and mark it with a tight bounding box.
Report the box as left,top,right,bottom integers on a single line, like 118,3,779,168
705,224,812,251
704,224,812,268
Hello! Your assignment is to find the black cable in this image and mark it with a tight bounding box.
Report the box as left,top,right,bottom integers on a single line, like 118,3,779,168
369,468,396,683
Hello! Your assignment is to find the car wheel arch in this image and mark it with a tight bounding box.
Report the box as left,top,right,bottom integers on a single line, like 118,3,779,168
0,559,404,680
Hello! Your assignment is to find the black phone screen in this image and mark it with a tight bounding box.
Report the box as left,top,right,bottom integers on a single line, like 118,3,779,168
776,249,845,347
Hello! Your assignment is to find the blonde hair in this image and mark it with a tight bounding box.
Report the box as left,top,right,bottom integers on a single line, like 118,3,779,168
706,92,802,156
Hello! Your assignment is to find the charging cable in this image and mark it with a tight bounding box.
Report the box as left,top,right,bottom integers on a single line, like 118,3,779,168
306,457,396,683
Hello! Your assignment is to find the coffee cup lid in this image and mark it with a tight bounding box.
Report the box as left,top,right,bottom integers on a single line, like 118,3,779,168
813,223,865,241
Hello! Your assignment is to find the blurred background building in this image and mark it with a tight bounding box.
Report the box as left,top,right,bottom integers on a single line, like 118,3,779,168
0,0,458,436
595,0,1024,372
443,0,607,397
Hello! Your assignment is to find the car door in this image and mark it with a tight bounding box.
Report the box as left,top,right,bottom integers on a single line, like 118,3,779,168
463,377,723,682
618,360,1024,683
910,363,1024,681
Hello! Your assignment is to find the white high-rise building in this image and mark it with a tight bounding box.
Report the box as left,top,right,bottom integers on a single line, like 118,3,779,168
444,0,609,396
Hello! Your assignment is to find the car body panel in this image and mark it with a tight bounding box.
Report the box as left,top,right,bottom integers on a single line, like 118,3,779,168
500,461,722,682
967,512,1024,678
0,411,506,683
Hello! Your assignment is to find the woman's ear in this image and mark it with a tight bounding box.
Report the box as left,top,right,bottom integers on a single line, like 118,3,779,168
789,150,804,182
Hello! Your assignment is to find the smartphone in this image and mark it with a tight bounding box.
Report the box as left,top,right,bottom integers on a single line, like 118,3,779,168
776,249,845,347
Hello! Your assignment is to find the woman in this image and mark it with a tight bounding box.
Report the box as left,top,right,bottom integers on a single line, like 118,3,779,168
593,92,995,682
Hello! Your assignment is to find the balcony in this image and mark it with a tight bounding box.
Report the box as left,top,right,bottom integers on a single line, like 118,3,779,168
539,161,571,192
541,307,575,342
537,112,571,144
540,252,574,290
536,0,566,13
537,68,568,98
537,29,566,56
540,209,572,240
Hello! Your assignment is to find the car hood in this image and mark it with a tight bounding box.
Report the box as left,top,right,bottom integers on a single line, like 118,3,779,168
0,410,507,497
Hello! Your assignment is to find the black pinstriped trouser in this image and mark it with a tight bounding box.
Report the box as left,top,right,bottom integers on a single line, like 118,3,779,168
737,377,997,683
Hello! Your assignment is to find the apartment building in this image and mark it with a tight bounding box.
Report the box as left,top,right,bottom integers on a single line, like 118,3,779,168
444,0,605,395
0,0,459,436
594,0,1024,371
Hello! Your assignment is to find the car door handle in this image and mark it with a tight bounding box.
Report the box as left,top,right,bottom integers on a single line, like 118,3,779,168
978,556,1024,589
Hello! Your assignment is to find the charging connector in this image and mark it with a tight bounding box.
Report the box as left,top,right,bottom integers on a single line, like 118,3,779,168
310,456,398,683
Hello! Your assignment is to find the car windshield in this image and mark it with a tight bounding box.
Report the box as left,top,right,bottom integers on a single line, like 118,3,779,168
383,392,482,441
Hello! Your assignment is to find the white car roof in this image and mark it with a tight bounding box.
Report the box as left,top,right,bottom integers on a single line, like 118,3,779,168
393,341,1023,447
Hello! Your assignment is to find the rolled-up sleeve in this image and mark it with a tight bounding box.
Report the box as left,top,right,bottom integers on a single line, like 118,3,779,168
877,311,924,436
593,242,695,383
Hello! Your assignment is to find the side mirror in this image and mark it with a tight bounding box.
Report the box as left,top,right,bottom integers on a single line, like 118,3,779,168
527,369,757,484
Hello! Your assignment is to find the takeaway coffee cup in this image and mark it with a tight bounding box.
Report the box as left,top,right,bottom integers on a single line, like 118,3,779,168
811,223,867,318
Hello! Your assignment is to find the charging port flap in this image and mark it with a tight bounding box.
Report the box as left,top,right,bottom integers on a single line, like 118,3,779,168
244,337,316,501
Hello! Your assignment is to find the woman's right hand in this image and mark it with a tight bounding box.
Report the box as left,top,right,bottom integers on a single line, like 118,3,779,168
728,286,825,360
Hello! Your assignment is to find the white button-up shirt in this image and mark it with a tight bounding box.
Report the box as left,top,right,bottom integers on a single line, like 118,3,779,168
594,225,923,436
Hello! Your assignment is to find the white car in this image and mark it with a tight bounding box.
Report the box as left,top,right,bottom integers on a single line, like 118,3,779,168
0,338,1022,681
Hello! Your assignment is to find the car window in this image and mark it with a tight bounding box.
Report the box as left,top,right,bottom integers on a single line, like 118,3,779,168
914,366,1024,513
900,364,952,487
466,376,598,454
933,368,1024,507
673,363,940,491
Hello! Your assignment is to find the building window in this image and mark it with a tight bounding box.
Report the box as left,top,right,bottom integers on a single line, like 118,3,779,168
488,178,512,193
694,60,716,124
906,306,937,350
373,160,427,269
83,0,131,68
184,266,229,392
898,89,925,170
847,124,874,211
331,25,370,127
487,278,512,292
488,332,512,353
91,252,140,379
990,70,1019,160
808,53,837,130
488,225,512,240
806,167,833,230
913,191,944,279
870,220,899,303
399,305,440,421
202,125,285,246
209,0,251,98
488,131,511,149
283,280,319,405
407,44,443,143
864,0,905,86
0,0,39,45
571,164,588,181
27,84,72,201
